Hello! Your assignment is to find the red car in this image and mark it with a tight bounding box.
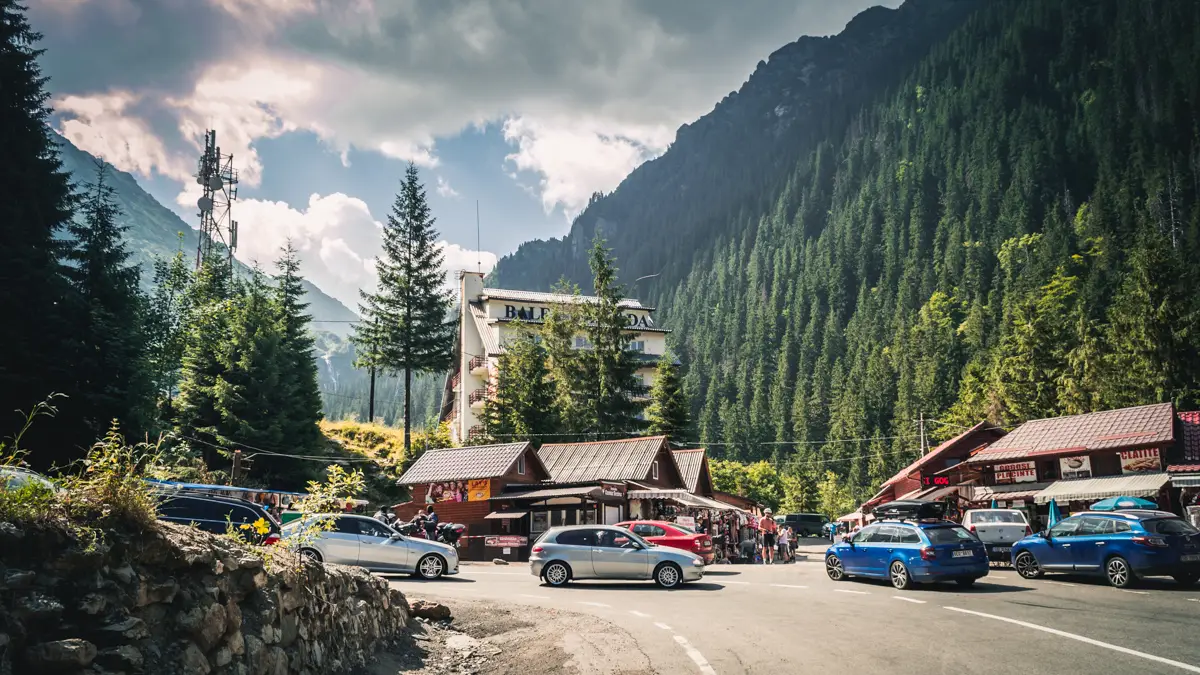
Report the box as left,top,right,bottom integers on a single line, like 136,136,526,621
615,520,714,564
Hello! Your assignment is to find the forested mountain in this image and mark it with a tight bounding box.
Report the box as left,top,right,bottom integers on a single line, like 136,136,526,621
491,0,1200,502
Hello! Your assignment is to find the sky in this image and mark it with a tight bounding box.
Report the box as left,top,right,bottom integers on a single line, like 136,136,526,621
30,0,899,311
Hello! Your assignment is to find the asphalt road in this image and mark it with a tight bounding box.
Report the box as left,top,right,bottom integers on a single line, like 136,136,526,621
387,542,1200,675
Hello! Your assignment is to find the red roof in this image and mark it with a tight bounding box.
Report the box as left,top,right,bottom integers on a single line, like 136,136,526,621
881,421,1003,488
1178,411,1200,466
966,403,1175,465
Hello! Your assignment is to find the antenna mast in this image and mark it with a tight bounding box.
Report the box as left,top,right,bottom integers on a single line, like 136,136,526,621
194,130,240,273
476,199,481,274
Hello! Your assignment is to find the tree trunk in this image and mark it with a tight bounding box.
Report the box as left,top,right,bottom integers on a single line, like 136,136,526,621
404,366,412,455
368,366,376,422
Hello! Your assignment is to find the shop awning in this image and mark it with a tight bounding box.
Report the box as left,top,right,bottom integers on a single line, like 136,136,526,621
970,482,1053,503
484,511,528,519
1033,473,1170,504
492,486,600,501
686,494,744,512
1169,474,1200,488
628,488,689,499
913,485,964,501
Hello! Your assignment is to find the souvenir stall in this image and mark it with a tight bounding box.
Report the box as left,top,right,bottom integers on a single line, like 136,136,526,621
627,488,754,563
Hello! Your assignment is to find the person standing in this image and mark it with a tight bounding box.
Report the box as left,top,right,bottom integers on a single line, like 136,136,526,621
759,509,778,564
777,525,791,563
423,505,439,540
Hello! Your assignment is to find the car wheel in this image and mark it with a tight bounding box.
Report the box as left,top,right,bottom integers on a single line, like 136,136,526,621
416,554,445,580
825,554,846,581
889,560,914,590
542,561,571,587
1173,572,1199,588
654,562,683,589
300,548,323,563
956,578,976,588
1014,551,1042,579
1105,556,1134,588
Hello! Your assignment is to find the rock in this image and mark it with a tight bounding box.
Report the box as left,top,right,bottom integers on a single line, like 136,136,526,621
181,641,211,675
491,558,509,566
79,593,107,615
97,617,149,643
213,646,232,667
269,647,288,675
0,521,22,539
4,569,35,589
410,600,451,621
178,602,228,650
136,578,179,607
225,599,243,634
96,645,143,671
15,591,64,622
0,633,8,649
279,611,298,648
24,639,98,670
227,630,245,656
250,570,268,590
261,624,277,645
110,565,136,585
244,634,266,675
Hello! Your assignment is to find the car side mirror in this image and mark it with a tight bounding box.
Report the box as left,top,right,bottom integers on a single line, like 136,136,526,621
841,535,854,546
389,533,403,541
1039,530,1049,540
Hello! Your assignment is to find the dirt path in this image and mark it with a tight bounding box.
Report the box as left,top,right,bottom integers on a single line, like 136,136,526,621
368,598,658,675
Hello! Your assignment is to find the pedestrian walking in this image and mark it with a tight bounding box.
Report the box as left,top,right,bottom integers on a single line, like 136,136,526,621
777,526,791,563
759,509,778,564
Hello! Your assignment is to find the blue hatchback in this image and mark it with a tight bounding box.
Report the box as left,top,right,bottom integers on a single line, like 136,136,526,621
825,520,989,590
1011,510,1200,588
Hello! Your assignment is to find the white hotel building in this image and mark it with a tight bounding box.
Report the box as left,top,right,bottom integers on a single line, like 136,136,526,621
441,272,673,444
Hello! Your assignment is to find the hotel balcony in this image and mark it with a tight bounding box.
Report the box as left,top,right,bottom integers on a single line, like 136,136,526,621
468,388,488,408
469,355,488,375
450,372,461,391
467,425,487,440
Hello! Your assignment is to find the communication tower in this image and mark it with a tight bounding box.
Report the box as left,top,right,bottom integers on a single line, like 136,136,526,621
194,130,239,271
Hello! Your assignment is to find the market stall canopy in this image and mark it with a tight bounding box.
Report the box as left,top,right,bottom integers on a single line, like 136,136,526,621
1033,472,1170,504
837,510,865,522
970,482,1054,503
1089,496,1158,511
492,485,601,501
484,511,528,519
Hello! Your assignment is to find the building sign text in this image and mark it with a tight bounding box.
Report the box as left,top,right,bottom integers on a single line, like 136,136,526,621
994,461,1037,485
1119,448,1161,474
1059,455,1092,480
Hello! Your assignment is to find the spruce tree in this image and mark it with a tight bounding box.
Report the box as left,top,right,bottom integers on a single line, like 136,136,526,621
582,237,644,436
145,244,193,418
481,328,557,443
541,279,589,436
273,242,324,457
63,160,154,440
218,269,285,464
645,351,690,440
175,256,236,465
354,163,454,454
0,0,77,465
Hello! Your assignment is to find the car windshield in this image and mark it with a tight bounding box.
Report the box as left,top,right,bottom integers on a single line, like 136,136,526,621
1144,518,1199,536
971,511,1026,524
924,525,976,544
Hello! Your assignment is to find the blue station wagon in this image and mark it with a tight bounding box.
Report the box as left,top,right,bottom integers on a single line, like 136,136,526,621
1011,510,1200,588
825,517,989,590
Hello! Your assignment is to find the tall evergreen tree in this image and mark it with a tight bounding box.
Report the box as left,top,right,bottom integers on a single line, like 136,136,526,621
582,238,645,437
217,269,285,461
175,256,236,465
541,279,590,436
354,163,454,454
273,243,324,453
145,244,193,418
645,351,691,440
0,0,78,466
63,160,154,439
481,328,557,443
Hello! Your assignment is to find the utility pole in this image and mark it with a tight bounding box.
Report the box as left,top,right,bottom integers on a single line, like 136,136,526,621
918,413,927,456
368,366,376,423
231,449,242,484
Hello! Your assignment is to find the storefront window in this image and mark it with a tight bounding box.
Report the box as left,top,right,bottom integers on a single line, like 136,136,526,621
532,512,548,533
584,509,597,525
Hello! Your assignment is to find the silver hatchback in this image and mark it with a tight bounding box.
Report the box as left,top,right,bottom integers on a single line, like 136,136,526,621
283,514,459,580
530,525,704,589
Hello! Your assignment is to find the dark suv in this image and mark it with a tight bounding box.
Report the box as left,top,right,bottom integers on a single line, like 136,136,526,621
781,513,830,537
155,492,281,544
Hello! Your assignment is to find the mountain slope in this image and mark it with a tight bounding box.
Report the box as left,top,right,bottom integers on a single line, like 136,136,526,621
54,136,360,336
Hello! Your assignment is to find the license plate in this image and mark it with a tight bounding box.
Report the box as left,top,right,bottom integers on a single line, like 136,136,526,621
1182,554,1200,562
992,546,1010,553
953,550,972,558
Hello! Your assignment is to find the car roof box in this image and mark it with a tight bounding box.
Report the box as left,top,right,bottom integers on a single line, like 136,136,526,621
873,500,946,522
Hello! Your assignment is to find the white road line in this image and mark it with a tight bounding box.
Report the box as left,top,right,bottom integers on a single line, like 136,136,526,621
944,606,1200,673
770,584,808,589
720,580,750,585
654,622,673,631
1188,598,1199,603
893,596,926,604
1118,589,1150,595
1046,580,1077,587
464,570,523,575
578,601,611,608
629,610,652,618
833,589,869,595
673,635,718,675
518,594,550,600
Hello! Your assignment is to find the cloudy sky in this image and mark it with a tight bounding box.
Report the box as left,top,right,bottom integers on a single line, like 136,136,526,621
31,0,897,310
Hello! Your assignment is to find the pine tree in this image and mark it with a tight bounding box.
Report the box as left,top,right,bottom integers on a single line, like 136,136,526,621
645,350,691,440
217,269,285,463
354,163,454,454
62,160,154,440
145,243,193,419
582,237,644,436
0,0,78,465
273,243,324,454
481,328,557,442
175,256,236,465
541,279,589,436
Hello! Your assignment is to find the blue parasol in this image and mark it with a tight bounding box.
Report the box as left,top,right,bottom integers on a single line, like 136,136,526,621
1047,499,1062,528
990,499,998,509
1089,496,1158,511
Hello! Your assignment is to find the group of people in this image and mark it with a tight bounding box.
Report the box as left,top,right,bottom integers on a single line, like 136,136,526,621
739,508,797,564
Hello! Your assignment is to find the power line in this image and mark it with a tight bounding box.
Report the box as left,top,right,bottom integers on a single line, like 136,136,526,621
181,434,383,464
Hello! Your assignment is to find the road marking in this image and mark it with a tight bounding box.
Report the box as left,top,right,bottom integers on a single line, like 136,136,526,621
944,606,1200,673
465,570,523,575
673,635,718,675
629,610,652,618
654,622,673,631
893,596,926,604
1046,580,1077,587
770,584,808,589
720,580,750,585
1117,589,1150,595
578,601,611,608
518,594,549,600
833,589,869,595
1189,598,1199,603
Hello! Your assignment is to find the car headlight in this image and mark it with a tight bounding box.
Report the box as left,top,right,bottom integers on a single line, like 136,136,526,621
692,559,704,566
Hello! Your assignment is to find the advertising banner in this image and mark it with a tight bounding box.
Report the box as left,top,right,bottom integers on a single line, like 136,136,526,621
484,535,528,547
1059,455,1092,480
428,479,491,503
1119,448,1161,474
994,461,1037,484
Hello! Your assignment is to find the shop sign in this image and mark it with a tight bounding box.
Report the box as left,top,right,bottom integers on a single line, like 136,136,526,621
1119,448,1161,474
675,516,696,530
920,474,951,487
994,461,1037,485
1059,455,1092,480
503,304,654,329
1011,499,1026,507
428,479,490,503
485,535,528,547
600,482,626,498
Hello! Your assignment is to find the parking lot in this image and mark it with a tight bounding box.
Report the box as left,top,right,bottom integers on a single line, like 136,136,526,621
388,548,1200,675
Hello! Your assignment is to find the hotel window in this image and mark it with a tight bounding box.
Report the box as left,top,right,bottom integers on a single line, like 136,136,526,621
574,336,593,349
517,455,526,475
626,340,645,352
651,460,659,480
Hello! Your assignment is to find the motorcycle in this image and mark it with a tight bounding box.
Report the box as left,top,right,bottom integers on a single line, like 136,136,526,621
437,522,466,546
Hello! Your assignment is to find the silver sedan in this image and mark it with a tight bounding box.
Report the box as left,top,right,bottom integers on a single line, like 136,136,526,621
530,525,705,589
282,513,459,579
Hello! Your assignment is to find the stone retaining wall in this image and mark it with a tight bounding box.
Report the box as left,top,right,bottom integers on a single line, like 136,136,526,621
0,520,409,674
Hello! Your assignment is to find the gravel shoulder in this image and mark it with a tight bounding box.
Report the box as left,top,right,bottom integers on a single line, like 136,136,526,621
367,598,658,675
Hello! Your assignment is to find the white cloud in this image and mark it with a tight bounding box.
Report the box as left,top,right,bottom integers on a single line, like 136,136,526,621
435,175,460,199
55,93,193,182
